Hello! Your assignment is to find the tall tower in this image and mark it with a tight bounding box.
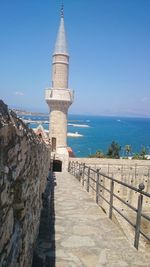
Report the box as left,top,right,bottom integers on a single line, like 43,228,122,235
45,6,74,170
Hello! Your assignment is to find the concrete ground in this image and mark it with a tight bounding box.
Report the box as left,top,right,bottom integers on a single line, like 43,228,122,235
32,172,150,267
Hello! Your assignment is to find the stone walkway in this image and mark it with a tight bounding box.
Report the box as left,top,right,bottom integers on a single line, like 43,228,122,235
32,172,150,267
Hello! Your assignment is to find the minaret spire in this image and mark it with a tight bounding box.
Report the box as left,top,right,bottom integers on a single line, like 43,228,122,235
54,3,68,55
61,2,64,18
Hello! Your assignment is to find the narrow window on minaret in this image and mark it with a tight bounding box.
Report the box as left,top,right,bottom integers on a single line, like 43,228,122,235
52,137,56,151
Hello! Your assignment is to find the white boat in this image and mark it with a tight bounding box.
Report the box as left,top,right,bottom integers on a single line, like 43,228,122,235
67,132,83,137
68,123,89,128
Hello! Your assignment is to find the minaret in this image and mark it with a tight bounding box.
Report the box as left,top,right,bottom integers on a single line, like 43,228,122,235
45,6,74,170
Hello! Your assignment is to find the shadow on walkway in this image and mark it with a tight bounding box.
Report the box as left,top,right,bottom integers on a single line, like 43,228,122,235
32,171,150,266
32,171,56,267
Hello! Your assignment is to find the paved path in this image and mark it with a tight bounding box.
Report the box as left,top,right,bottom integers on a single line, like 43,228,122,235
32,172,150,267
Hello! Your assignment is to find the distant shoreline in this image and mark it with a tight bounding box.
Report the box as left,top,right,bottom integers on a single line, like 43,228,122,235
19,117,89,128
12,108,150,119
12,109,48,116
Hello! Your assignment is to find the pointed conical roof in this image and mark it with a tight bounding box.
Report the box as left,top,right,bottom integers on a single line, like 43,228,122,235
54,10,68,55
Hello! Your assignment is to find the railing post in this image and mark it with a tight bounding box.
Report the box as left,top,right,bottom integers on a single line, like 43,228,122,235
78,162,80,179
75,161,77,177
134,193,143,249
72,161,73,174
74,161,76,176
109,179,114,219
82,163,85,186
86,167,90,192
76,161,78,179
79,163,81,181
71,161,73,175
68,161,70,172
76,161,79,178
96,169,100,204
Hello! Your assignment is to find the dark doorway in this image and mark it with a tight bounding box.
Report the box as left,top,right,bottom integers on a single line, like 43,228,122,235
53,160,62,172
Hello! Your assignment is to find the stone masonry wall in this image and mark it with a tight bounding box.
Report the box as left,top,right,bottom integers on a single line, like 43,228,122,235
0,101,51,267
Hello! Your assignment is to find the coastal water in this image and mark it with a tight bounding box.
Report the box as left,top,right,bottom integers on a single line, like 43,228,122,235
21,114,150,157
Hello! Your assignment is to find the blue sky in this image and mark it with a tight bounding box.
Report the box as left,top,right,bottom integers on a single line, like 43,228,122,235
0,0,150,117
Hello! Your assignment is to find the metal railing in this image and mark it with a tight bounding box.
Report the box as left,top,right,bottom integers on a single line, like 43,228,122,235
68,161,150,250
73,160,150,181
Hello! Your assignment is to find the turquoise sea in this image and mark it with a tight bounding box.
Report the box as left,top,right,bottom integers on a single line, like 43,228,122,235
21,114,150,157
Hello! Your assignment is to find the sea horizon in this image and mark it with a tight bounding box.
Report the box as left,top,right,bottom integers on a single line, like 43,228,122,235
12,106,150,120
18,112,150,158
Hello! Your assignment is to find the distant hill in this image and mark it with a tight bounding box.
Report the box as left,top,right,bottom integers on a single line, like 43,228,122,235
12,108,48,116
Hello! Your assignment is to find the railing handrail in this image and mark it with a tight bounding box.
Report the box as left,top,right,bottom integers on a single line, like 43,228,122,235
68,161,150,250
84,166,150,198
69,160,150,168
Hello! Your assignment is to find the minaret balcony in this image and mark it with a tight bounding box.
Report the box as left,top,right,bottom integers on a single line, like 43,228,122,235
45,88,74,104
